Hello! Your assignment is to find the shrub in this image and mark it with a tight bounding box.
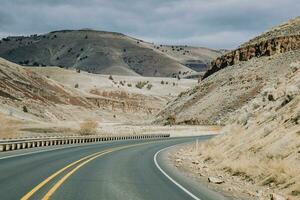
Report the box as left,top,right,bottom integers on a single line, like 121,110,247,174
166,115,176,125
127,83,132,87
75,83,79,88
135,81,147,89
78,119,98,135
147,84,153,90
109,75,113,80
32,62,39,66
23,106,28,113
161,80,165,85
76,68,81,73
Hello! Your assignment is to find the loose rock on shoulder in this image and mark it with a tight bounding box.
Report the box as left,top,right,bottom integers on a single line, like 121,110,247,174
270,193,288,200
208,177,224,184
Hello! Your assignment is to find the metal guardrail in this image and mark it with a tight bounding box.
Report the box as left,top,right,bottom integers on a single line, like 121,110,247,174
0,133,170,152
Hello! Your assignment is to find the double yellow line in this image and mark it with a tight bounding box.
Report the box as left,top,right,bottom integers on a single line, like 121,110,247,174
21,143,142,200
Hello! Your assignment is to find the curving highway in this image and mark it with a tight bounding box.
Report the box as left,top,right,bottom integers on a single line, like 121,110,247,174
0,136,231,200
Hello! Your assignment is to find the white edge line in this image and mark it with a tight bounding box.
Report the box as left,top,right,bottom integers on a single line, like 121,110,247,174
154,144,202,200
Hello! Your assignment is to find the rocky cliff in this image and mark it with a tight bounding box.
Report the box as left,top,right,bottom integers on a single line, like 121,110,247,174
203,35,300,79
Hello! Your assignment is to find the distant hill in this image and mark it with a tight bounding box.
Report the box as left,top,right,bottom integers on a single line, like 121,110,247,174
0,29,221,77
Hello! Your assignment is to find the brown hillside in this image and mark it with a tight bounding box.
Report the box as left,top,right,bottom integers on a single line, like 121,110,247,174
0,30,221,77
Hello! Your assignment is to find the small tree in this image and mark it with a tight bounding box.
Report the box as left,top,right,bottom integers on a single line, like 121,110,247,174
23,106,28,113
75,83,79,88
161,80,165,85
109,75,114,80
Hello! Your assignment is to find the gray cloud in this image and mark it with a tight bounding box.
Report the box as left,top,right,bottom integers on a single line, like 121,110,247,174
0,0,299,49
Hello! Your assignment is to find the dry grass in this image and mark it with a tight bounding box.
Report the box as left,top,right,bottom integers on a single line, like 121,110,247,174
0,114,21,139
78,119,99,135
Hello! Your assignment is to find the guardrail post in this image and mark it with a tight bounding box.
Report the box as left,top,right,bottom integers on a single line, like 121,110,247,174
16,143,21,150
5,144,11,151
0,144,4,152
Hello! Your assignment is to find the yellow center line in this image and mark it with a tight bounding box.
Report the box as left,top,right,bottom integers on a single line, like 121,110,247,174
41,150,113,200
21,151,107,200
21,143,147,200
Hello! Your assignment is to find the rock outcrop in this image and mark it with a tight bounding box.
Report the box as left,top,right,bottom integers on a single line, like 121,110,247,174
203,35,300,79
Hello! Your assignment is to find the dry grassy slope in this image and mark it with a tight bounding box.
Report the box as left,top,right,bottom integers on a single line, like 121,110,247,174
0,57,197,138
28,67,196,99
156,49,300,125
28,66,197,118
0,29,219,77
187,62,300,199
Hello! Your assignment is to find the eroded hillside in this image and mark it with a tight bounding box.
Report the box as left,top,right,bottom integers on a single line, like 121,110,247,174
0,58,197,138
157,17,300,125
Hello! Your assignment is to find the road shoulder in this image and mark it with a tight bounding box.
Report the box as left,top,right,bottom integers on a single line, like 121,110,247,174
158,143,248,200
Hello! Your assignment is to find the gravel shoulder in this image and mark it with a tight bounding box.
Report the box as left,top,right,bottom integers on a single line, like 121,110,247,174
158,138,246,200
161,142,255,200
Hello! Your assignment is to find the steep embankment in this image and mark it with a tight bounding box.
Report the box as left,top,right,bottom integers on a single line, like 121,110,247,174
0,30,220,77
176,62,300,200
156,16,300,125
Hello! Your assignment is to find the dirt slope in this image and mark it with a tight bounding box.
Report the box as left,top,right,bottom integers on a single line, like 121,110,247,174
0,30,220,77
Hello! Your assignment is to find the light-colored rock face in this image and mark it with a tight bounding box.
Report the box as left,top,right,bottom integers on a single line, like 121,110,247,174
204,35,300,79
0,30,220,77
203,16,300,79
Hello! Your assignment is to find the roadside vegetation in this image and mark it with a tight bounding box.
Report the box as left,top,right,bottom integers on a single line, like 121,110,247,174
78,119,99,135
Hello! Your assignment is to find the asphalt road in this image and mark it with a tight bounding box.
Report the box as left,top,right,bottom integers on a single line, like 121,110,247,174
0,136,231,200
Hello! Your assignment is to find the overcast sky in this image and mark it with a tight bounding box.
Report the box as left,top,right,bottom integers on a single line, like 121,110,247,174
0,0,299,49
